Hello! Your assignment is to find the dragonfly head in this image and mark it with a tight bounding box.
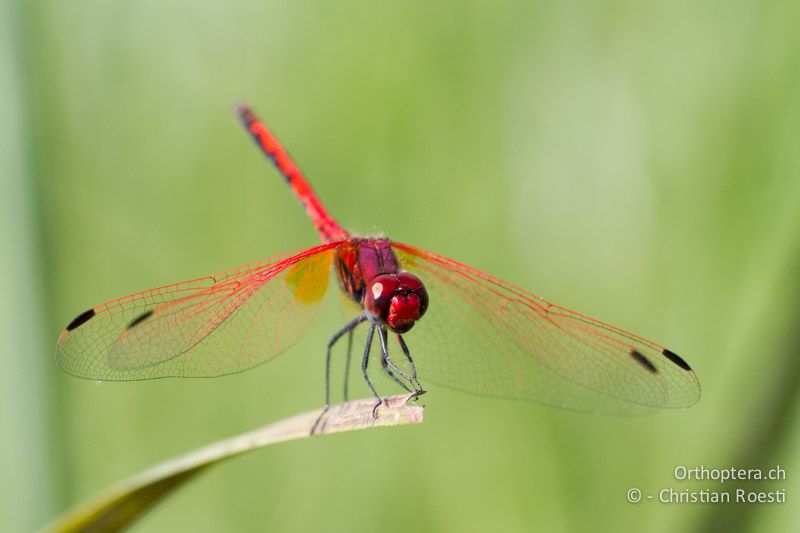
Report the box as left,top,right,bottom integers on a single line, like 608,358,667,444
365,272,428,334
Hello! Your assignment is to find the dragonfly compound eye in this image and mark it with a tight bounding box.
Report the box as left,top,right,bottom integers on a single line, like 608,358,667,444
365,274,400,322
396,272,428,318
364,272,429,333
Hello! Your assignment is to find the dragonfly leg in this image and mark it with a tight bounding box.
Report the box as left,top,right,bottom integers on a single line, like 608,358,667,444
342,326,354,401
311,313,367,435
397,334,424,392
378,328,415,392
361,323,383,418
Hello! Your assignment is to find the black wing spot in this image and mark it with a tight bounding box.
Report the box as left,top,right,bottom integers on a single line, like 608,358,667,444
66,309,96,331
128,309,154,329
662,348,692,371
630,349,658,374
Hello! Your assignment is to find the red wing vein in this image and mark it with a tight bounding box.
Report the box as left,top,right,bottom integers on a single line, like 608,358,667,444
392,242,700,413
56,242,340,380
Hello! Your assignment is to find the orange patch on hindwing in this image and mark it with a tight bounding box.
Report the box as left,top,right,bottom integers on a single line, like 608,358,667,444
284,250,333,304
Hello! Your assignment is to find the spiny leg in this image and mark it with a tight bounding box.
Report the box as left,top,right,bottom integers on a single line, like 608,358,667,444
397,334,423,392
342,326,354,401
361,323,383,417
378,327,414,393
325,314,368,406
311,313,367,435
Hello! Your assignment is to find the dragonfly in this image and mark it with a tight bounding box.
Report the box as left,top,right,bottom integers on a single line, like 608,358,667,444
56,104,701,424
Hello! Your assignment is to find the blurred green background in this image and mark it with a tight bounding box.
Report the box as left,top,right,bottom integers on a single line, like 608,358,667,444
3,1,800,531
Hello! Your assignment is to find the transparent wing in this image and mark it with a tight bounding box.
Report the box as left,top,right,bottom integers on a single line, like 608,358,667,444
392,242,701,414
56,242,341,380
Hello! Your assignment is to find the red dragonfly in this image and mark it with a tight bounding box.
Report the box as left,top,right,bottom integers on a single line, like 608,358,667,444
56,105,700,421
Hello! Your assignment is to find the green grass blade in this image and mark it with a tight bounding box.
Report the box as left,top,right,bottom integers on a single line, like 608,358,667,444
44,394,424,532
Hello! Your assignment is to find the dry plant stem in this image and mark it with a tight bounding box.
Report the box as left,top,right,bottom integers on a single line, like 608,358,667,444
44,393,424,533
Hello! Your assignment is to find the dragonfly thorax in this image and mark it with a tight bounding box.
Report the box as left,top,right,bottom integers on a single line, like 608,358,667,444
365,272,429,333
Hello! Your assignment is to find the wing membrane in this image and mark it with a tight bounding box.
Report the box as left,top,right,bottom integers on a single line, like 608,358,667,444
56,242,340,380
392,242,701,414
